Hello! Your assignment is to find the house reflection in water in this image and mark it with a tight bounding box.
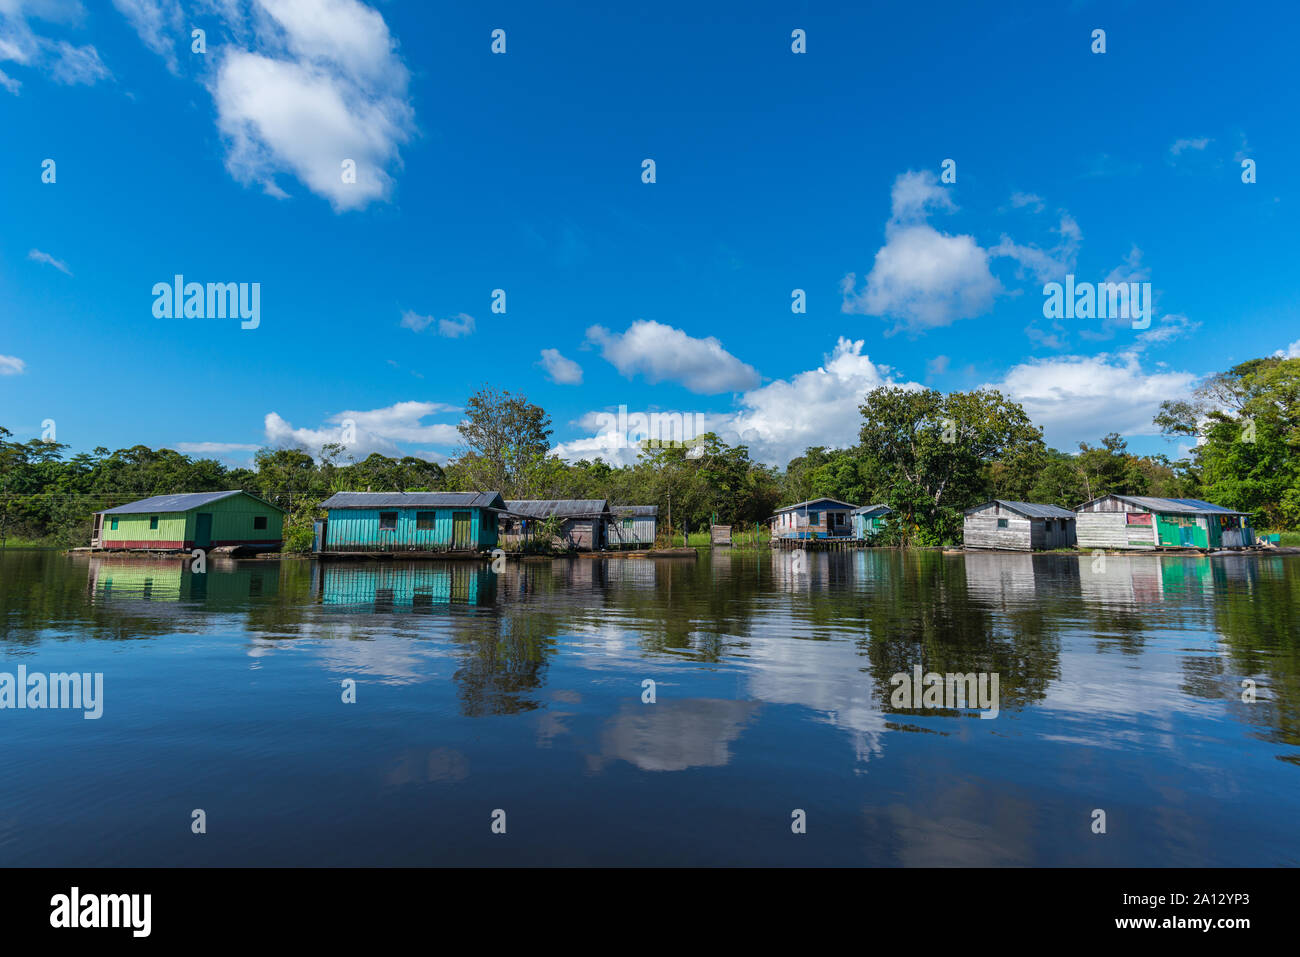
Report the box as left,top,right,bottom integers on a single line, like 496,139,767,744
315,562,497,611
88,556,279,603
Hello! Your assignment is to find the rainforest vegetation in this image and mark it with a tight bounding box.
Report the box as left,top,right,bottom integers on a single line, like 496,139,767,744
2,357,1296,550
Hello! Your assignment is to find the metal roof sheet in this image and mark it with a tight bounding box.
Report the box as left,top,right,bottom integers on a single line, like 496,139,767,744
505,499,608,518
965,500,1076,519
774,498,858,513
1110,495,1251,516
851,504,892,516
610,505,658,517
320,491,505,510
97,490,247,515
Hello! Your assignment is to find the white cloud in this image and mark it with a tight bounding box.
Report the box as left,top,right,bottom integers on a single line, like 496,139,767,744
991,212,1081,284
0,353,26,375
842,170,1001,331
538,348,582,385
121,0,415,209
175,441,260,455
111,0,183,72
554,337,917,466
1136,312,1199,346
0,1,110,88
264,401,461,459
985,352,1198,447
1169,137,1211,156
400,310,474,338
586,319,760,394
1275,339,1300,359
1009,191,1044,213
27,248,71,274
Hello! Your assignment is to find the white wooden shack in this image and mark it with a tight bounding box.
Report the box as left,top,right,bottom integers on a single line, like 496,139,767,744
605,505,658,548
962,500,1077,551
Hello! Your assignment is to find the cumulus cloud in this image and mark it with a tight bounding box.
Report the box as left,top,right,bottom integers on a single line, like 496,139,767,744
1275,339,1300,359
984,352,1198,447
586,319,760,394
27,248,71,274
0,353,26,375
264,400,461,459
553,337,917,466
112,0,414,209
538,348,582,385
842,170,1001,331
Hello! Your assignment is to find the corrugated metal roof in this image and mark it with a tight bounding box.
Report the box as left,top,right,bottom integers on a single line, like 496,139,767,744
851,504,891,516
97,490,246,515
505,499,608,519
320,491,505,510
610,505,658,517
774,498,857,513
965,500,1076,519
1110,495,1251,516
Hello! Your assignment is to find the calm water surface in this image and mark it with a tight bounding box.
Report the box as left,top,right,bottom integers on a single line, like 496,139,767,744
1,548,1297,866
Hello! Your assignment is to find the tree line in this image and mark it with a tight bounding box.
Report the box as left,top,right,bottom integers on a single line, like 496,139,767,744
3,357,1296,549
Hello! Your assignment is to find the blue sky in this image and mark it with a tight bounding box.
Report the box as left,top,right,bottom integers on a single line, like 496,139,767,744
2,0,1297,467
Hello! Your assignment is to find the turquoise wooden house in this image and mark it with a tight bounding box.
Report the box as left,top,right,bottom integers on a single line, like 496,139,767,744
315,492,504,554
852,504,892,541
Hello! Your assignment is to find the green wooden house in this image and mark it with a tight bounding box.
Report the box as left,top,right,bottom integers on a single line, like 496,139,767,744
92,490,285,552
1075,494,1254,550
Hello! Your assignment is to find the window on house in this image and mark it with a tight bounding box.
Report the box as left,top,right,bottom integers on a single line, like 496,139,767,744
110,517,119,530
997,518,1008,528
149,516,159,530
623,517,634,529
416,511,435,530
379,511,398,531
253,516,268,530
808,511,819,524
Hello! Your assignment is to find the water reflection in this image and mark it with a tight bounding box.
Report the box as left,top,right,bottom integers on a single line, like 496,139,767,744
0,548,1296,865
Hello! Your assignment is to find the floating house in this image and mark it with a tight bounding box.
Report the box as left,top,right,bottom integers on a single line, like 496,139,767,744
962,500,1077,551
316,491,504,554
606,505,658,549
92,490,284,552
852,504,892,541
1074,495,1254,550
770,498,857,540
501,499,610,551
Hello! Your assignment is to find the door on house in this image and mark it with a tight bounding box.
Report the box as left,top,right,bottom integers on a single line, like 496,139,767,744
195,513,213,548
452,511,472,549
92,514,102,544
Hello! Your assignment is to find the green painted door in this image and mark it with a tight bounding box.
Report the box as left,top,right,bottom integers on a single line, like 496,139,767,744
452,511,472,549
195,513,213,548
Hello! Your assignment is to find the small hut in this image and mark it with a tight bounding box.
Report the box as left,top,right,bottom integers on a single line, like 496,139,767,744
851,504,892,541
606,505,658,549
1074,495,1253,550
963,500,1076,551
770,498,857,540
501,499,610,551
316,491,504,553
92,490,284,553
